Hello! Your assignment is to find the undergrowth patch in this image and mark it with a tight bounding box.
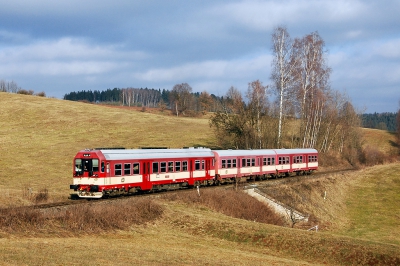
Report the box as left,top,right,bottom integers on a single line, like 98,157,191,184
0,198,164,235
162,188,285,226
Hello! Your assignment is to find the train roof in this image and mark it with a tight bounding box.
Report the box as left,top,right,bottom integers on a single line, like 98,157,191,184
213,148,317,157
273,148,318,155
99,148,215,160
213,149,276,157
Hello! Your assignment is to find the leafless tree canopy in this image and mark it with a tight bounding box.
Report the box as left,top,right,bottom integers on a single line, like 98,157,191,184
210,27,364,165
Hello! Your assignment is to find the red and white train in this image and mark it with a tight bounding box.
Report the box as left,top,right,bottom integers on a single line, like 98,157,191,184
70,148,318,198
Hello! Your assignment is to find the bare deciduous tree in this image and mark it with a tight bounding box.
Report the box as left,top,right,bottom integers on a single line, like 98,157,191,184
271,26,297,147
170,83,193,116
246,80,269,148
199,91,213,115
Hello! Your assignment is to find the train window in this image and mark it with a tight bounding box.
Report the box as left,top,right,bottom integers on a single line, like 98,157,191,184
183,161,188,171
232,159,237,168
267,157,275,165
222,160,226,168
263,158,267,166
279,157,289,165
227,159,231,168
124,163,131,175
202,160,205,170
133,163,140,175
153,162,158,174
75,159,82,173
195,160,200,170
92,159,99,171
175,161,181,172
168,162,174,172
152,162,159,173
252,158,255,166
246,158,250,167
160,162,166,173
115,164,122,176
101,162,105,172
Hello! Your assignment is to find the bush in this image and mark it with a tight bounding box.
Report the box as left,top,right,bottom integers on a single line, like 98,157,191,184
17,89,34,95
34,188,49,203
359,146,391,166
0,198,164,235
162,189,284,226
35,91,46,97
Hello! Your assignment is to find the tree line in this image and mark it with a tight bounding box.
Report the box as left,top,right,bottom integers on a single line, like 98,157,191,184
362,112,397,132
3,26,400,163
209,27,367,166
0,79,46,96
63,86,224,114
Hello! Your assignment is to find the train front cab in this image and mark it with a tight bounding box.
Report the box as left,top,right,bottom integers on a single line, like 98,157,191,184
70,149,106,198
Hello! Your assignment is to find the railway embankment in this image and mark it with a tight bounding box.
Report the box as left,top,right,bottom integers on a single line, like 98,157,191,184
244,186,308,225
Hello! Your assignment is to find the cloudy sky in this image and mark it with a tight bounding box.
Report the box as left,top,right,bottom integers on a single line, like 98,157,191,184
0,0,399,113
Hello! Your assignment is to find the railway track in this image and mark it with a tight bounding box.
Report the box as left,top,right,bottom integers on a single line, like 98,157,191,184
1,168,355,212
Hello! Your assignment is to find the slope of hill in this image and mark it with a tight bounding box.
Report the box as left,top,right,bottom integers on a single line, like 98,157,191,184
0,92,399,265
0,93,215,204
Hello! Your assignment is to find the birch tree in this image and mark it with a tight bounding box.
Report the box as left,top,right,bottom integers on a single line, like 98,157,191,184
246,80,269,148
271,26,297,147
292,32,331,148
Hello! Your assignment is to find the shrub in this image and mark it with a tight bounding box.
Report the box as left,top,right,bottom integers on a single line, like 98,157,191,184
35,91,46,97
162,189,285,226
34,188,49,203
359,146,391,166
0,198,164,235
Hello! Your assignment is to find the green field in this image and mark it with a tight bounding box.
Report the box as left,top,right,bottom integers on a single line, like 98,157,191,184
0,92,399,265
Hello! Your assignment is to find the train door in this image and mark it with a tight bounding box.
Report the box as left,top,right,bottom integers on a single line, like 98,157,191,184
189,159,193,179
81,159,93,177
105,162,111,185
206,159,210,178
142,161,151,190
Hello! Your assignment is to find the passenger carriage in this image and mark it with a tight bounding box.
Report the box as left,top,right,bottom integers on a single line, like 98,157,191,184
274,149,318,176
70,148,215,198
70,147,318,198
213,150,278,182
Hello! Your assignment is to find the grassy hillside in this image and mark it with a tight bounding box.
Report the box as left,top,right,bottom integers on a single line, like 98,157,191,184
0,93,215,204
361,127,398,155
0,92,399,265
1,165,399,265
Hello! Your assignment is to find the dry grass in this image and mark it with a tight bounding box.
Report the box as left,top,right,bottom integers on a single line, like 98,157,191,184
0,198,163,236
162,188,285,226
361,128,398,155
0,93,215,206
339,163,400,245
259,163,400,246
1,92,400,265
1,192,399,265
259,173,353,231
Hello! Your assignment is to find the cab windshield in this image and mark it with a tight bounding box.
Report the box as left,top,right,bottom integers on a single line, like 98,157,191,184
75,158,99,176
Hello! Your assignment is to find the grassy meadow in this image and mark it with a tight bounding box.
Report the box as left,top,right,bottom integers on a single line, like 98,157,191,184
0,93,215,205
0,92,399,265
